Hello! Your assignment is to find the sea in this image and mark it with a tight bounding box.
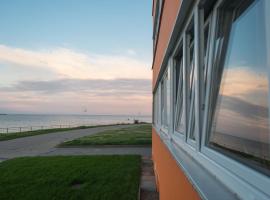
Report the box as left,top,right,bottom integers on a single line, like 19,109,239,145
0,114,152,133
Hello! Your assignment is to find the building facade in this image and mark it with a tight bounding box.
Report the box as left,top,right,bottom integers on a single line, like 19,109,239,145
152,0,270,199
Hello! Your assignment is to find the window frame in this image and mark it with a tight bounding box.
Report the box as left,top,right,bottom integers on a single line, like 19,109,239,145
160,67,170,135
186,36,197,147
200,0,270,195
153,0,163,52
172,39,186,140
171,9,197,146
153,86,160,127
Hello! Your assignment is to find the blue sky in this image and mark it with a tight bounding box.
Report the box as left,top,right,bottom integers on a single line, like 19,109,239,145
0,0,153,115
0,0,152,60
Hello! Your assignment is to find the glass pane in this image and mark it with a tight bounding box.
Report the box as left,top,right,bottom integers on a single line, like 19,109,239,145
161,71,169,128
154,90,159,126
208,0,270,175
174,51,185,134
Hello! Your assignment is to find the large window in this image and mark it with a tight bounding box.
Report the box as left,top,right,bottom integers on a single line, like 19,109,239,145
207,0,270,175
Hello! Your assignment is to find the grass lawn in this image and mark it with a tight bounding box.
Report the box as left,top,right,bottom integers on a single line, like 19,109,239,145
0,155,141,200
0,124,128,141
59,124,152,147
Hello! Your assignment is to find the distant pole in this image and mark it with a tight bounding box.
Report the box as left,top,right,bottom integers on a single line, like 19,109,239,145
20,127,22,133
6,128,8,134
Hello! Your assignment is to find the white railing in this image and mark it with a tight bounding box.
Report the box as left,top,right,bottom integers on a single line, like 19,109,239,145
0,120,148,134
0,124,96,134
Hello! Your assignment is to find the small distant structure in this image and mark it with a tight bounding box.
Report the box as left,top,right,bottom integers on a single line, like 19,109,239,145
82,106,88,113
134,119,139,124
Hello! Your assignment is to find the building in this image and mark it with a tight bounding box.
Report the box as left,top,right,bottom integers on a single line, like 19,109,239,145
152,0,270,199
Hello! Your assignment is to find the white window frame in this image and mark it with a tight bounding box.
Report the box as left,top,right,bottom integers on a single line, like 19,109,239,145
200,0,270,197
153,0,163,51
153,87,159,126
160,68,170,135
186,34,197,147
154,85,161,129
172,39,186,140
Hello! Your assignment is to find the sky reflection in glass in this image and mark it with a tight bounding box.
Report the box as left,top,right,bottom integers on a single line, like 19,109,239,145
210,0,270,166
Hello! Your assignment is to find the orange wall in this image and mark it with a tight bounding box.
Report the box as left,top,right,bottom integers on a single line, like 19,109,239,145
152,128,200,200
152,0,181,88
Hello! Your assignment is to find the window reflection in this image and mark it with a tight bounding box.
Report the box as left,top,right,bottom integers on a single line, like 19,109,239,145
208,0,270,175
161,69,169,129
187,20,196,140
174,50,185,134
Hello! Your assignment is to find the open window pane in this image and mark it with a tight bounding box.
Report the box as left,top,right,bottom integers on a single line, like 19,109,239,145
161,69,170,129
187,19,196,141
174,47,185,134
161,79,167,127
203,21,211,98
208,0,270,175
154,87,160,126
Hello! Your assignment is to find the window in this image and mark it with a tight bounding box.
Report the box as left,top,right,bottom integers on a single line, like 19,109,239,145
203,18,211,104
153,0,163,49
186,19,196,141
174,44,185,134
207,0,270,175
161,70,170,130
153,87,160,127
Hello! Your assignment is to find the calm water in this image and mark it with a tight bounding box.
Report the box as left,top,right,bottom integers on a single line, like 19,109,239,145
0,114,152,133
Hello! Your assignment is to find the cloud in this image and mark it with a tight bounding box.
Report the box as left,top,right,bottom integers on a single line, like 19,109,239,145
220,67,268,106
0,45,150,79
1,78,151,96
0,44,152,115
212,67,269,142
0,78,152,115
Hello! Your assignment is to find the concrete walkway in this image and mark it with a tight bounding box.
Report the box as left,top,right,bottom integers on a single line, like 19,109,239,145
0,125,151,162
140,156,159,200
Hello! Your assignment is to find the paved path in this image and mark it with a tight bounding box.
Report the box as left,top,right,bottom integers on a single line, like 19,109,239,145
0,125,151,162
140,156,159,200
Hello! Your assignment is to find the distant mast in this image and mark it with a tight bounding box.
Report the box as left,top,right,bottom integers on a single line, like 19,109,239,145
82,106,87,114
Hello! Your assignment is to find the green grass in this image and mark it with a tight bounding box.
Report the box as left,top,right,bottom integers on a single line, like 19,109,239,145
0,124,129,141
0,155,141,200
60,124,152,147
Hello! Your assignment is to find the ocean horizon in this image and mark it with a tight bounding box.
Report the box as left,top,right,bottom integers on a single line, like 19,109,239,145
0,114,152,133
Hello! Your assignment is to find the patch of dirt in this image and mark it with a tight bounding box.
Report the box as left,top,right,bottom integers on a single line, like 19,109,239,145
70,180,85,189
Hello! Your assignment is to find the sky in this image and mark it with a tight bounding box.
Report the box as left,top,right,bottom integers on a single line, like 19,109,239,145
0,0,153,115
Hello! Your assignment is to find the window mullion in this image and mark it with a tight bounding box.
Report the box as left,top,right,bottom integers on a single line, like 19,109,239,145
169,59,174,138
183,32,188,141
